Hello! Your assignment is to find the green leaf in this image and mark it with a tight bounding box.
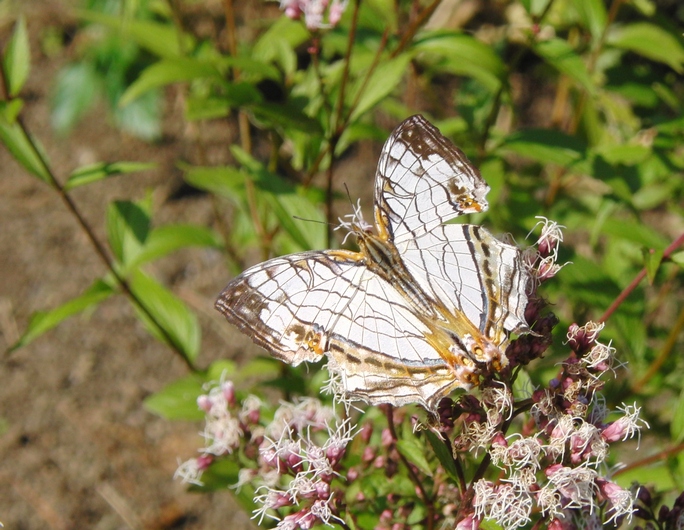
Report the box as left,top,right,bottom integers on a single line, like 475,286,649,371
670,251,684,268
236,357,282,380
114,89,162,141
181,164,248,199
396,439,433,477
672,389,684,443
65,161,156,190
144,375,206,420
0,105,52,183
10,280,115,351
574,0,607,40
232,147,326,251
219,56,281,82
3,16,30,96
106,199,152,266
497,129,586,166
129,270,201,363
349,53,412,122
206,360,238,381
250,101,323,134
1,98,23,122
120,58,221,107
50,62,101,134
75,9,192,59
642,247,664,284
253,17,310,69
607,23,684,73
425,431,460,483
600,217,668,248
593,144,651,166
534,38,595,93
186,83,262,121
129,224,223,267
414,31,505,92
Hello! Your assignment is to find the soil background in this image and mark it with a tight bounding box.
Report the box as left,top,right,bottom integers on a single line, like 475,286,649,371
0,1,375,529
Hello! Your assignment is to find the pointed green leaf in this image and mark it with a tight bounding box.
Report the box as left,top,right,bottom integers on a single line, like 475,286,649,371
231,147,326,251
219,56,281,81
65,161,156,190
250,101,323,134
642,247,664,284
181,164,249,199
129,270,201,363
425,430,460,483
534,38,595,93
607,23,684,73
75,9,192,59
396,439,433,477
206,360,238,381
253,17,310,68
670,251,684,268
0,103,52,183
129,224,223,267
106,199,151,266
10,280,115,351
574,0,607,40
114,89,162,141
120,58,221,107
601,217,668,248
497,129,586,166
144,375,206,420
50,62,101,134
414,31,505,92
3,16,30,96
349,53,412,122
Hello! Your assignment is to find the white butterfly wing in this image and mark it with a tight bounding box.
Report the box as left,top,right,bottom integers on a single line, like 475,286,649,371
215,251,470,409
399,224,531,348
374,115,490,244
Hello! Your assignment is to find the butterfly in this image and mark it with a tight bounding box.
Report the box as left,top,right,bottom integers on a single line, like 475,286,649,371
215,115,531,411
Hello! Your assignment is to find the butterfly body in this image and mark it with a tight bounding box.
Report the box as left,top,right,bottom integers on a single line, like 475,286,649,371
216,115,531,410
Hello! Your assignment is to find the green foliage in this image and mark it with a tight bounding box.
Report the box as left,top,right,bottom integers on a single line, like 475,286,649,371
2,0,684,527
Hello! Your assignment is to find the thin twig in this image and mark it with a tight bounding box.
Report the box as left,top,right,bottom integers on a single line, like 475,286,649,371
0,71,195,369
599,232,684,323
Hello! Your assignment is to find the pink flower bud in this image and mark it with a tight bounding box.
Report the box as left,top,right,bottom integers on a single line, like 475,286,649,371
197,395,212,413
196,454,213,470
360,422,373,443
455,515,480,530
222,381,236,407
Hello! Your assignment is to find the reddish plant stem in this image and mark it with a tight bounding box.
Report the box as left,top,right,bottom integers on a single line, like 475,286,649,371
599,231,684,323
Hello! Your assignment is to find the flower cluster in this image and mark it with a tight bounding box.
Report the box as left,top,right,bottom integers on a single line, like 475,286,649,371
447,321,647,529
176,382,354,529
280,0,348,29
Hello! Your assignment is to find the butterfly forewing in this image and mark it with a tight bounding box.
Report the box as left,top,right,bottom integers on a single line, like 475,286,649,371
374,115,490,244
